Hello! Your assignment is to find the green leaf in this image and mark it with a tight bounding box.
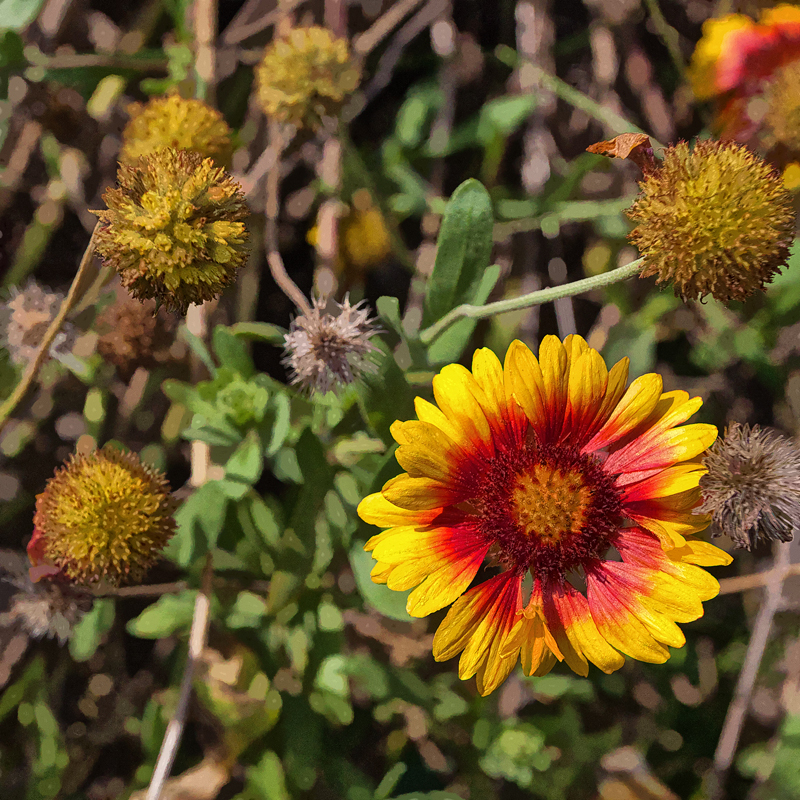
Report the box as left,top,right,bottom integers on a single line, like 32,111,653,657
226,430,263,485
245,751,290,800
266,392,291,456
69,599,115,662
165,482,229,566
350,544,412,622
213,325,255,378
0,0,46,30
356,341,415,446
179,325,217,374
376,295,404,338
422,179,494,327
427,263,501,364
231,321,287,345
126,591,197,639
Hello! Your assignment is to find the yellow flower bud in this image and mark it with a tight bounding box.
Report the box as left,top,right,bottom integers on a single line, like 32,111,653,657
256,26,360,128
120,93,234,167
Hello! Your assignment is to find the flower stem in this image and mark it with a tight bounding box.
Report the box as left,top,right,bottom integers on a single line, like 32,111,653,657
0,224,100,437
418,258,644,346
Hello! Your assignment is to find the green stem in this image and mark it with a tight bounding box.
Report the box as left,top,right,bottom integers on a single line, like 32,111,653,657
0,225,100,436
418,258,644,345
642,0,687,80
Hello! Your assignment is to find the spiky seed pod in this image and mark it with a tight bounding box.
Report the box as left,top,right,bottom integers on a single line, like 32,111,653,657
0,281,76,366
120,94,234,167
283,295,379,394
628,140,796,303
698,422,800,550
255,26,361,128
96,296,176,381
32,445,178,586
765,61,800,151
93,148,249,314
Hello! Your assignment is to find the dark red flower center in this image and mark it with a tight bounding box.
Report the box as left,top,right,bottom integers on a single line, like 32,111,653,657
472,432,623,580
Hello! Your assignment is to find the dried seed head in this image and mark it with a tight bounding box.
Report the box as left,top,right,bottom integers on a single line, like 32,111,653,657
698,422,800,549
765,60,800,151
283,296,379,394
0,281,76,366
96,296,176,380
629,140,796,302
120,94,234,167
93,148,249,314
32,445,178,586
256,26,361,128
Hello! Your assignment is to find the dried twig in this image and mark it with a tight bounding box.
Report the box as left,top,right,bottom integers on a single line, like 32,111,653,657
710,542,793,798
0,224,100,437
718,562,800,596
264,121,311,314
144,555,214,800
353,0,428,56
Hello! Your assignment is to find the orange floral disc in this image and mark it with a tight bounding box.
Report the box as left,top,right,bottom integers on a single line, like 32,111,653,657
358,336,732,695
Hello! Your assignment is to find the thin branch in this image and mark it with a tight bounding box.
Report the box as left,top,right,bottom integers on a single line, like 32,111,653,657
641,0,687,80
353,0,428,56
95,582,189,598
710,542,793,798
145,555,214,800
718,563,800,596
0,224,100,437
418,258,644,345
264,121,311,315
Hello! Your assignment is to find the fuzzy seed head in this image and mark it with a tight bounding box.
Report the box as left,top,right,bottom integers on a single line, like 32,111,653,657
96,296,176,380
256,26,360,128
283,296,379,394
93,148,250,314
765,61,800,151
0,281,76,366
698,422,800,549
33,445,178,586
120,94,234,167
629,140,796,302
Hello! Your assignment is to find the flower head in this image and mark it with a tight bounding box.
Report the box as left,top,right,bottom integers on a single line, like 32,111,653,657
32,445,177,586
96,296,176,381
358,336,731,695
256,26,360,128
283,295,379,394
93,148,249,313
698,423,800,550
628,140,795,303
0,281,76,366
120,94,234,167
765,61,800,151
339,190,392,274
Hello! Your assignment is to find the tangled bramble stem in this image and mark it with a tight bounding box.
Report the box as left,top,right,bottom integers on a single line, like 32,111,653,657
0,223,100,437
418,257,644,346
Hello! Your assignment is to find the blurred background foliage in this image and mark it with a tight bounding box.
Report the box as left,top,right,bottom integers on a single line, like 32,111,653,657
0,0,799,799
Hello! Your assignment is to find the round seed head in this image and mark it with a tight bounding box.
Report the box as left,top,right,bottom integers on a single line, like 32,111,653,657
629,140,796,302
93,148,250,314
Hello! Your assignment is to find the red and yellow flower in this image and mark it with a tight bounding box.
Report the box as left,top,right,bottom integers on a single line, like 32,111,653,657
689,4,800,186
357,336,731,695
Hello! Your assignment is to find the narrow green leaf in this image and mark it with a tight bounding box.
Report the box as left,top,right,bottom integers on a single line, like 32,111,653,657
422,179,494,326
231,321,287,345
69,599,115,662
126,591,197,639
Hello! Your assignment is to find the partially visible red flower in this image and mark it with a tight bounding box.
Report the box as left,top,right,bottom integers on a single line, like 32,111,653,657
690,4,800,184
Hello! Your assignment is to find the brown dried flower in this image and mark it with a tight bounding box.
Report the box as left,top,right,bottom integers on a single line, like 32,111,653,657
0,281,76,366
283,296,380,394
96,296,176,380
698,422,800,549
